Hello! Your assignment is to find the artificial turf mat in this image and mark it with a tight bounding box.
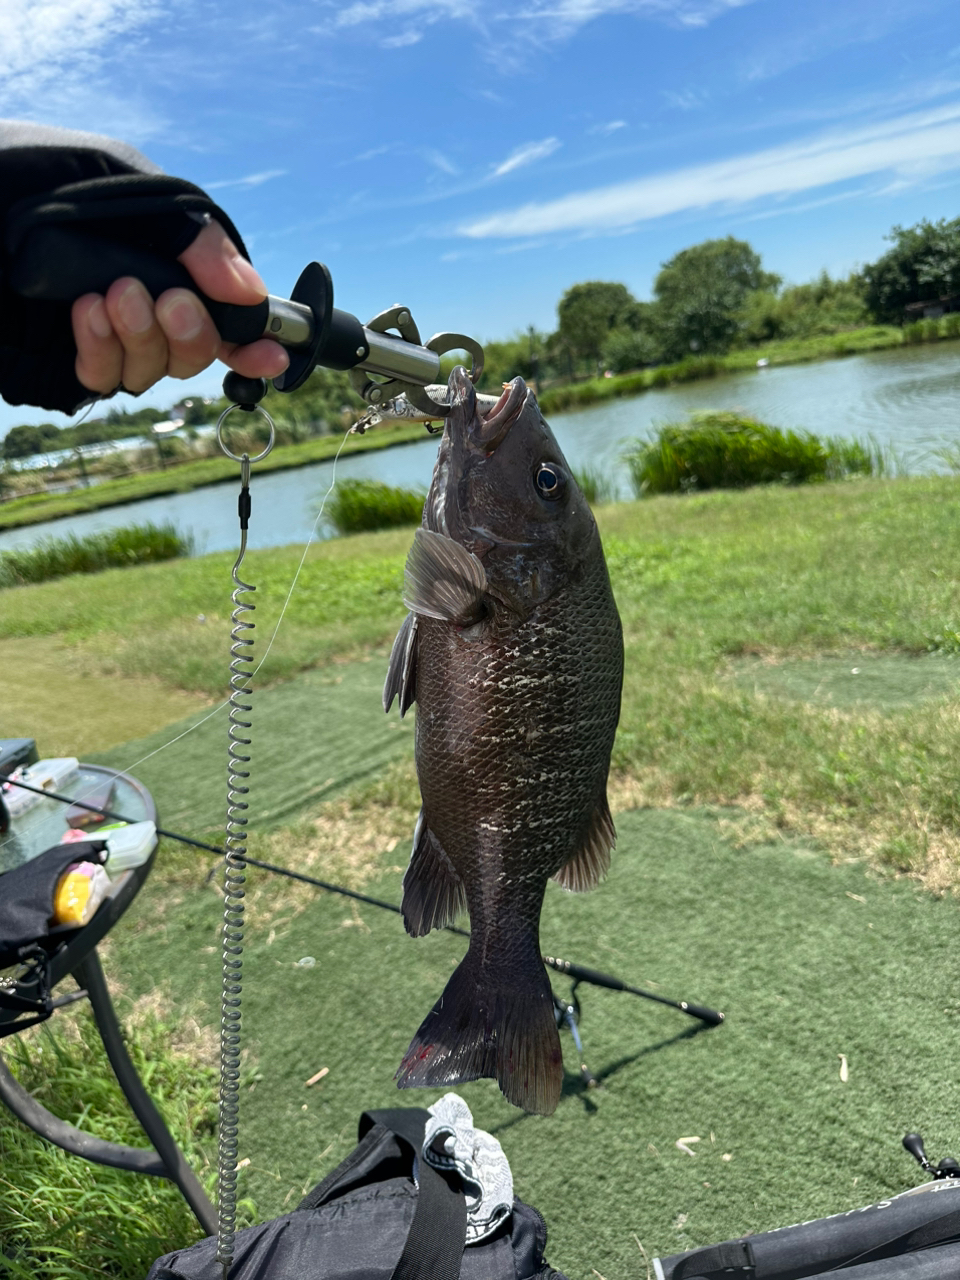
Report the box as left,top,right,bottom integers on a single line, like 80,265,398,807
91,657,412,832
732,653,960,711
103,806,960,1280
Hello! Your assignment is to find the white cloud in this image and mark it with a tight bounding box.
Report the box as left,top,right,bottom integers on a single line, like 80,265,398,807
493,137,561,177
460,104,960,238
589,119,628,134
0,0,165,139
663,88,707,110
323,0,751,45
205,169,288,191
422,148,459,175
381,29,423,46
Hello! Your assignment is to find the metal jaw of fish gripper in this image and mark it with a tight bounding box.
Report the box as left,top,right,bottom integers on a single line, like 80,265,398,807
348,303,484,420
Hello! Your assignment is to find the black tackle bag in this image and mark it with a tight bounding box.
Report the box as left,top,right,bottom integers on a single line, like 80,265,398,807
148,1107,568,1280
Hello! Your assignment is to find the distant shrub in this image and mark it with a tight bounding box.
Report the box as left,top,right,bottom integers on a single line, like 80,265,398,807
625,412,888,496
921,318,942,342
0,522,192,588
943,313,960,339
573,466,618,505
903,321,925,344
326,479,424,535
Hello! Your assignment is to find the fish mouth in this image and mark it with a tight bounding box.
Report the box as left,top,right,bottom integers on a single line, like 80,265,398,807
449,365,527,452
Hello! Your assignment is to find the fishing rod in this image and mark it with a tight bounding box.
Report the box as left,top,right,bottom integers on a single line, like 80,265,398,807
1,775,725,1028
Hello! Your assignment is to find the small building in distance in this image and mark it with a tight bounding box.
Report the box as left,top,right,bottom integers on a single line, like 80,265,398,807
904,293,960,321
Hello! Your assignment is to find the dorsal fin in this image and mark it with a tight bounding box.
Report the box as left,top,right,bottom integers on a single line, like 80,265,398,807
552,793,616,892
403,528,487,625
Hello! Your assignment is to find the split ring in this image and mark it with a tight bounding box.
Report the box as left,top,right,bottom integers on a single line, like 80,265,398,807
216,404,277,464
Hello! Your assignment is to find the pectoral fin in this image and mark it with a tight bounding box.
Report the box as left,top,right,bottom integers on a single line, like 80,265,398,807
383,611,418,716
401,810,466,937
552,793,616,892
403,527,487,625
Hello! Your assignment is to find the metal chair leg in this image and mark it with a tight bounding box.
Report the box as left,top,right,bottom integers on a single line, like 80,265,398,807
73,950,217,1237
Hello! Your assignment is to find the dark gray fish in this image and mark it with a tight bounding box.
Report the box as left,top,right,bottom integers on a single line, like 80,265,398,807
383,366,623,1114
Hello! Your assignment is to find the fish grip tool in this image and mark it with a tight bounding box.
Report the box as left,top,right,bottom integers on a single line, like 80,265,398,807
12,234,484,417
213,372,276,1279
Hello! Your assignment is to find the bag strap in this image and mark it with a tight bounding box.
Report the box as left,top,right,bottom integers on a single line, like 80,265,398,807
361,1108,468,1280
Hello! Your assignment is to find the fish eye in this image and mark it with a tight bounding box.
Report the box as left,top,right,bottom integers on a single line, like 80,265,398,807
535,463,565,501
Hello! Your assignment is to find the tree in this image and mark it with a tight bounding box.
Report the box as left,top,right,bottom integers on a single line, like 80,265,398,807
557,281,638,374
601,328,660,373
2,424,46,459
863,218,960,323
654,237,780,360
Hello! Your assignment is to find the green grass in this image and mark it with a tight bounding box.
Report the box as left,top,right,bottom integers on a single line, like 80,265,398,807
325,479,424,535
6,479,960,1276
5,475,960,883
77,805,960,1279
0,421,428,533
0,1006,222,1279
625,412,889,495
0,523,192,588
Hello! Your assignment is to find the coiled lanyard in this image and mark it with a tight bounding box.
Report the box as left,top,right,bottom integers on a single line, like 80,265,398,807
214,374,275,1279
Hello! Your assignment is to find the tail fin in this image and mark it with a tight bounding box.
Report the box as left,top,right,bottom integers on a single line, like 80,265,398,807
395,944,563,1115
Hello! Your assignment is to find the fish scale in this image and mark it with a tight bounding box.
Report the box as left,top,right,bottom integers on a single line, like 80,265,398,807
385,367,623,1114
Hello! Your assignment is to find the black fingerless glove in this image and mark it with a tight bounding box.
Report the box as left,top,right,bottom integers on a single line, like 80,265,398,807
0,122,250,414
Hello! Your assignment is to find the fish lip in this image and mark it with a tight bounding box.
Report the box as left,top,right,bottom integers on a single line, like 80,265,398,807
476,377,528,451
447,367,528,452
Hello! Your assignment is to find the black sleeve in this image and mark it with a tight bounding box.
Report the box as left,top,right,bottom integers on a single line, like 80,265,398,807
0,120,250,415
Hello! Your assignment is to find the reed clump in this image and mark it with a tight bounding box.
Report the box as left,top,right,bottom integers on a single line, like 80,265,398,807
573,465,618,506
326,479,424,535
0,522,192,588
626,411,890,496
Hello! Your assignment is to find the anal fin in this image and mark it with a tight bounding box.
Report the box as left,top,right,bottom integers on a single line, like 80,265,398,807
401,810,466,937
383,611,417,716
552,792,616,892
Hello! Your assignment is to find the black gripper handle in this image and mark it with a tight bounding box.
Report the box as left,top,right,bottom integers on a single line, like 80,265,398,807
11,226,270,346
903,1133,931,1169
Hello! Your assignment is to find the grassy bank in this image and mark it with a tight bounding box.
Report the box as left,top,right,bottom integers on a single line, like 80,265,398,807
537,324,924,414
4,475,960,887
0,420,427,533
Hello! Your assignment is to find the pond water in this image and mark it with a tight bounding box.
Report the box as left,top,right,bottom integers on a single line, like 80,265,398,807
2,342,958,556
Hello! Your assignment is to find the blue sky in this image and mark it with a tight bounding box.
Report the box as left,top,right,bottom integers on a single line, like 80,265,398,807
2,0,960,432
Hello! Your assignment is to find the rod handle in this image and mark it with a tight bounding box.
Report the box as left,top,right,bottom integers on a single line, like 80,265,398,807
679,1002,725,1026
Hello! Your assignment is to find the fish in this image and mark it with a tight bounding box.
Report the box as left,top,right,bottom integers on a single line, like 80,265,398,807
383,366,624,1114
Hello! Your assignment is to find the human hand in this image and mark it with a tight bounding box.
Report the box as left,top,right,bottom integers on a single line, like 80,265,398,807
71,221,289,396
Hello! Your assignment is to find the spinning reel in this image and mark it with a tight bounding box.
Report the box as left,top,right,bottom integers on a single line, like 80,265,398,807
903,1132,960,1181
